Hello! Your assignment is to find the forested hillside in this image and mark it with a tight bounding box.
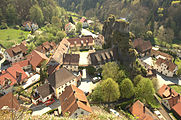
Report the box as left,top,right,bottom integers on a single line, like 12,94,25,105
0,0,66,26
59,0,181,46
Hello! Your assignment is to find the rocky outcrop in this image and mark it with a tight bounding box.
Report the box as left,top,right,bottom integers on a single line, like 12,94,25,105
102,15,136,67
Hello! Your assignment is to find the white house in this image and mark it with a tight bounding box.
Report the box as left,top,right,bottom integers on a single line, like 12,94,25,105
5,43,27,63
154,58,177,77
47,67,79,99
32,83,55,106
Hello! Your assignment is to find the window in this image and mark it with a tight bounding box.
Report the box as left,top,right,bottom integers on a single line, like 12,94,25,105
81,111,84,114
74,113,78,116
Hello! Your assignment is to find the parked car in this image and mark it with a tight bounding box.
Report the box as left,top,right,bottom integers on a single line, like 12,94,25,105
92,77,101,83
110,109,120,117
154,110,165,120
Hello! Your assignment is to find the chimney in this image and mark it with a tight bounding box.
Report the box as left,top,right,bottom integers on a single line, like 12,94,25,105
16,71,22,84
143,105,146,113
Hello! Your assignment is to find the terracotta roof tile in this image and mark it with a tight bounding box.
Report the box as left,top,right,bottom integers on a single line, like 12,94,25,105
151,49,172,60
0,92,20,110
133,38,152,53
155,58,177,72
27,50,48,70
12,59,30,68
172,102,181,118
5,43,27,57
59,85,92,117
129,100,158,120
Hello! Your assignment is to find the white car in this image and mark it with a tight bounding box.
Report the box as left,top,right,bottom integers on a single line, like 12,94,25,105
110,109,120,117
92,77,101,83
154,110,165,120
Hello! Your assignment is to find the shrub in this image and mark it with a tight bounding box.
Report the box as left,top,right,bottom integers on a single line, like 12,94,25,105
0,22,8,29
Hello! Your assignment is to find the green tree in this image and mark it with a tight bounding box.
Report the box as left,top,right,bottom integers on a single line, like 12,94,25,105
6,4,17,25
133,75,143,86
29,4,44,25
91,78,120,103
135,78,155,104
27,42,36,53
177,68,181,77
151,77,159,91
40,60,48,84
120,78,135,99
117,70,127,84
56,31,66,43
76,22,82,33
102,62,119,81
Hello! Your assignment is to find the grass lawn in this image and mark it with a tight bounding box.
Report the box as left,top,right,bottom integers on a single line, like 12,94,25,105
0,28,29,48
170,85,181,94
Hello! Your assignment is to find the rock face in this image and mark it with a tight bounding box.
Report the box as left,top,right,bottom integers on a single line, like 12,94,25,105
102,15,136,67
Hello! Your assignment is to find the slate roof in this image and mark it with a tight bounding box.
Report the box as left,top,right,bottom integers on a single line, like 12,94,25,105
129,100,158,120
47,68,77,89
0,92,20,110
59,85,92,117
89,48,118,66
37,83,54,98
63,54,80,65
5,43,27,57
133,38,152,53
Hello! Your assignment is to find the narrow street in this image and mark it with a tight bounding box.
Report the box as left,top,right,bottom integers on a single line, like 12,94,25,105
154,94,172,120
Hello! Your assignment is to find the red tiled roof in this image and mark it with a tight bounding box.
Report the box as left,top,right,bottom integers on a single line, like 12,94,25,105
35,41,56,54
12,59,30,68
59,85,92,117
6,64,28,82
67,37,94,47
155,58,177,72
0,92,20,110
5,43,27,57
27,50,48,70
151,49,172,60
172,102,181,117
133,38,152,53
158,84,178,98
0,72,17,87
129,100,158,120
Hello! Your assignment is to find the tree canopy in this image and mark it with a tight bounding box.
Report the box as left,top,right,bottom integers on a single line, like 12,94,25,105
120,78,135,99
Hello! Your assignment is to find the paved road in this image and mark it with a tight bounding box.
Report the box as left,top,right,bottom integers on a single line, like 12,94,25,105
31,99,60,116
155,94,172,120
156,73,180,88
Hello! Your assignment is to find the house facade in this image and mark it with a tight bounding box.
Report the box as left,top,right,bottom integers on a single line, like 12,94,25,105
5,43,27,63
154,58,177,77
47,68,78,98
32,83,55,106
65,22,76,34
63,54,80,72
67,36,94,51
59,85,92,118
